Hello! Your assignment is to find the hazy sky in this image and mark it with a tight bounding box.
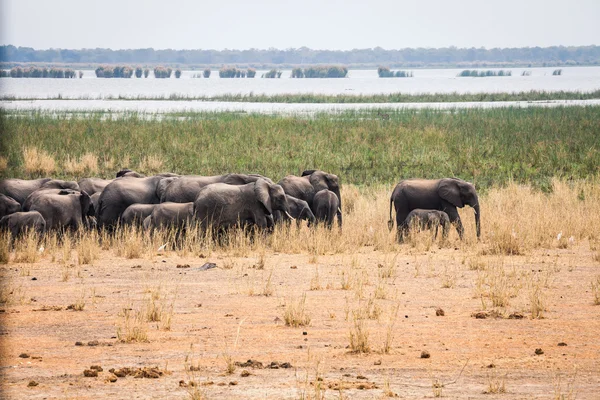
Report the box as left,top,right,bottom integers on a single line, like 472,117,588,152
1,0,598,50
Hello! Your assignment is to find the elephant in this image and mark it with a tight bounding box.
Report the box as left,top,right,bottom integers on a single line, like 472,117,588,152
22,189,93,231
78,177,113,196
402,209,451,240
96,173,179,229
278,170,342,227
143,202,194,230
161,173,273,203
121,204,158,226
0,178,79,205
0,211,46,238
193,179,291,231
116,168,144,178
90,192,101,217
272,195,316,227
313,189,341,229
0,193,21,220
388,178,480,241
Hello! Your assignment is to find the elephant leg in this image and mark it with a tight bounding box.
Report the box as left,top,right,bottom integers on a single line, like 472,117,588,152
443,206,464,239
396,210,409,242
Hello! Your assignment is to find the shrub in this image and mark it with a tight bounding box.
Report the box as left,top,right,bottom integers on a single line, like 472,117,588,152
203,68,211,78
291,67,304,78
7,67,76,78
78,71,83,78
95,65,133,78
246,68,256,78
175,69,182,78
153,66,172,78
302,65,348,78
0,70,8,78
378,67,413,78
219,66,238,78
135,67,143,78
553,69,563,76
458,69,512,77
262,69,281,78
143,68,150,78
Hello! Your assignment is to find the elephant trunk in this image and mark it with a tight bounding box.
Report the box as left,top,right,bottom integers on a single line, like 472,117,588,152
474,202,481,239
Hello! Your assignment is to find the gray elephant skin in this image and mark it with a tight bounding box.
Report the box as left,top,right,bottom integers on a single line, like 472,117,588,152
278,170,342,227
22,189,94,231
403,209,451,240
0,178,79,205
96,174,179,228
273,195,315,227
313,189,341,229
78,177,113,195
388,178,480,240
143,202,194,230
0,193,21,219
0,211,46,237
162,173,273,203
121,204,158,226
194,179,290,231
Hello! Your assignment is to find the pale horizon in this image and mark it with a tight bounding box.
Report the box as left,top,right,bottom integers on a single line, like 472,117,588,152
1,0,598,51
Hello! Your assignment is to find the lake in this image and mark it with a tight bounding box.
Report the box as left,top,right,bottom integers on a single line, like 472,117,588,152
1,66,599,113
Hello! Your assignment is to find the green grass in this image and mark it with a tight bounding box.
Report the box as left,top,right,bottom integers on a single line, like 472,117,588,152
1,107,599,191
2,90,598,103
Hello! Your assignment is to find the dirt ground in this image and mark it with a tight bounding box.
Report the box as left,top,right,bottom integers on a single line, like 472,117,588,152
1,242,599,399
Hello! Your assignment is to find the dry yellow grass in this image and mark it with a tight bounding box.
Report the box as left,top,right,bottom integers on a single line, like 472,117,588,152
0,156,8,173
22,147,56,176
63,153,99,176
138,155,165,174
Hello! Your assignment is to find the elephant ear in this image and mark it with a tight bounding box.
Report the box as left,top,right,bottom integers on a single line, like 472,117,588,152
301,169,318,177
438,179,463,208
79,191,93,218
309,172,328,192
156,177,178,201
254,179,272,215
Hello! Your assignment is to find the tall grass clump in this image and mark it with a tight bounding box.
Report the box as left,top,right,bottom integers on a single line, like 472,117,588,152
175,69,182,79
9,67,75,78
22,147,56,176
302,65,348,78
262,69,282,78
0,70,8,78
135,66,143,78
377,67,413,78
246,68,256,78
143,68,150,78
522,70,532,76
291,67,304,78
553,69,563,76
153,66,172,78
95,65,133,78
203,68,211,78
458,69,512,77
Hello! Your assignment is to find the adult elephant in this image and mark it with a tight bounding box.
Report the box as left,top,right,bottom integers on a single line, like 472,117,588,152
278,170,342,227
273,195,315,227
23,189,94,231
0,178,79,205
388,178,480,241
96,174,179,229
0,193,21,219
194,179,291,231
78,177,113,196
313,189,341,229
161,173,273,203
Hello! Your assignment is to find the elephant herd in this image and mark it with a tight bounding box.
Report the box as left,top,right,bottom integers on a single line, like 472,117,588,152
0,169,343,239
0,168,480,243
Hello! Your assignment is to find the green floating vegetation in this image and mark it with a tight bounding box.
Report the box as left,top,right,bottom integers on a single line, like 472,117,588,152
292,66,348,78
96,65,134,78
2,107,599,191
458,69,512,77
3,66,77,78
377,67,413,78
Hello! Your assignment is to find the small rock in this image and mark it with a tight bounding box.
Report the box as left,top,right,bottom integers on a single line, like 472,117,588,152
241,370,250,377
75,341,83,346
357,375,367,380
535,348,544,355
509,312,524,319
107,373,118,383
404,315,408,318
27,380,38,387
19,353,30,358
487,363,496,368
229,381,238,386
290,266,297,269
558,342,567,347
176,264,190,268
31,277,37,281
473,311,488,319
374,360,382,366
435,308,445,316
90,365,103,372
87,340,99,346
303,331,307,335
83,369,98,377
280,362,292,368
420,351,431,359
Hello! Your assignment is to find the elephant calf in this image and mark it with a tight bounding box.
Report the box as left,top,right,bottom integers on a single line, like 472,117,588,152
0,193,20,220
402,209,450,240
121,204,158,226
313,189,341,229
143,202,194,230
273,195,315,227
0,211,46,238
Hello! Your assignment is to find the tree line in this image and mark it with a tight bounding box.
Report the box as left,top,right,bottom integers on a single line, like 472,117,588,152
1,45,599,68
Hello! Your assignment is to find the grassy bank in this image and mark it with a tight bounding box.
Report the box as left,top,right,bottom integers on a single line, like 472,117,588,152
1,107,599,190
2,90,599,103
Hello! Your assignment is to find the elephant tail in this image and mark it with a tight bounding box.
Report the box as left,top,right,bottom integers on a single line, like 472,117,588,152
387,195,394,231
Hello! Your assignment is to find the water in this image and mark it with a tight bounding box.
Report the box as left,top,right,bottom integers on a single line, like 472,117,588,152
1,66,599,113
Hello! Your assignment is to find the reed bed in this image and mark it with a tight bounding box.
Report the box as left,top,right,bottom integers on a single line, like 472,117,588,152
1,107,598,190
4,90,598,103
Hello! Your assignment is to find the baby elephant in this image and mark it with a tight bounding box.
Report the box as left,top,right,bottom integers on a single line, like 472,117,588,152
313,189,341,229
0,211,46,238
402,209,450,240
273,195,316,227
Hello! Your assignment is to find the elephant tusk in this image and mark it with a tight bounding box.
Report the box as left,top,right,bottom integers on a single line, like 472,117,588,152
338,207,342,214
285,211,296,221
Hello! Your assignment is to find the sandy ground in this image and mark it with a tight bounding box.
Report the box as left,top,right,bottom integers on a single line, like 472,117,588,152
1,242,599,399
